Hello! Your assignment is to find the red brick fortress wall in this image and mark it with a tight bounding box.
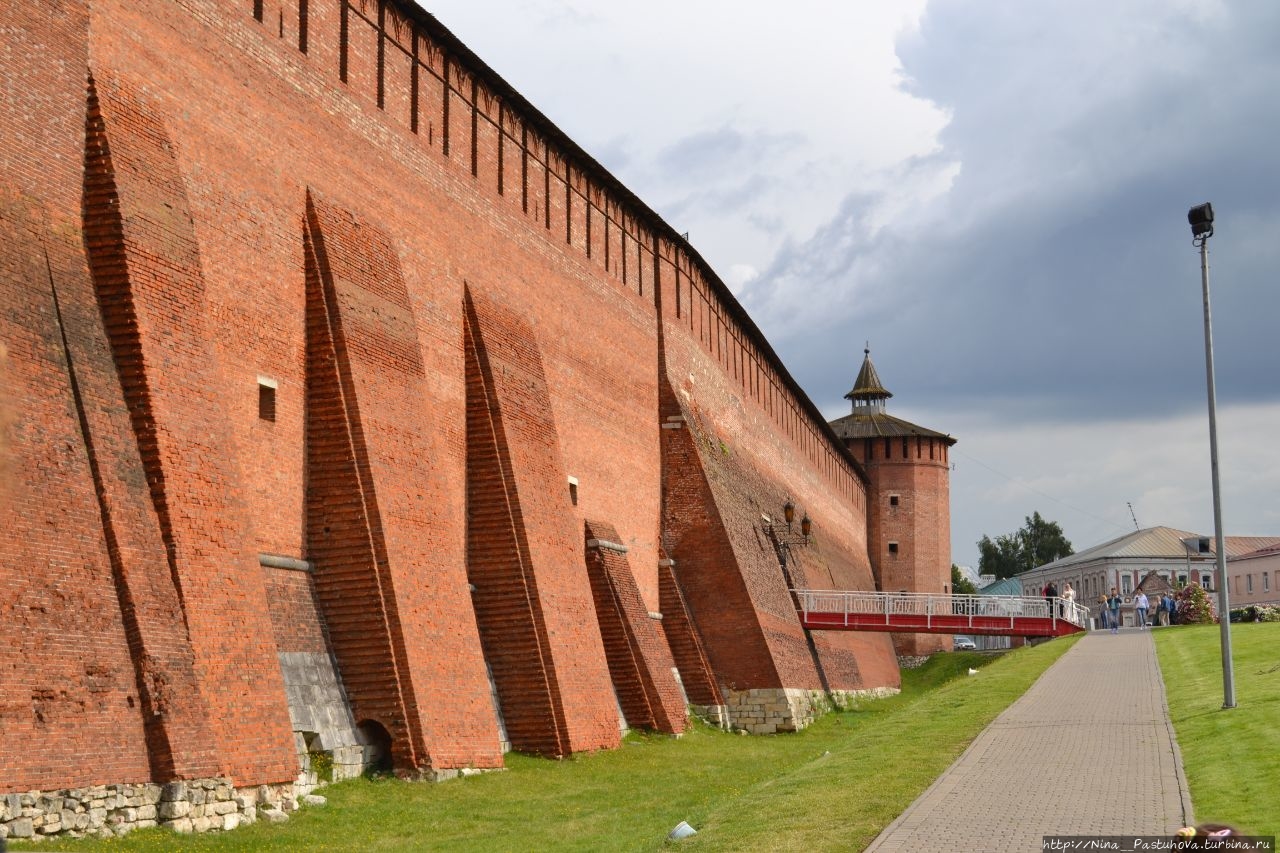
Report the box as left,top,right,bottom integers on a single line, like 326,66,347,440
0,0,223,791
658,320,901,711
583,520,688,735
463,286,620,757
655,236,900,716
304,194,501,771
1,0,918,798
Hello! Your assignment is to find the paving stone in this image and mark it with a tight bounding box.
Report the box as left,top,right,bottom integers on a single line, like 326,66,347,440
866,630,1194,853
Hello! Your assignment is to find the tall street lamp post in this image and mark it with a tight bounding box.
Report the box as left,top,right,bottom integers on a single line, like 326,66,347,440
1188,202,1235,709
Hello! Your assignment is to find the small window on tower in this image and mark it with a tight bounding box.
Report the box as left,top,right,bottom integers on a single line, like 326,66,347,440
889,495,900,507
567,476,579,506
257,376,277,422
888,541,899,556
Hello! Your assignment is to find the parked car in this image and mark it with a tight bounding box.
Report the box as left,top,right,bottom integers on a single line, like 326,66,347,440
953,636,977,651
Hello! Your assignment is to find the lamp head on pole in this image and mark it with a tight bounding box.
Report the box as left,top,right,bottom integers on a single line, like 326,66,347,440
1188,202,1214,240
783,499,795,526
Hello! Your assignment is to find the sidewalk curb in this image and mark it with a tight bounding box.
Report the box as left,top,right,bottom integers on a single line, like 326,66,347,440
1151,632,1196,828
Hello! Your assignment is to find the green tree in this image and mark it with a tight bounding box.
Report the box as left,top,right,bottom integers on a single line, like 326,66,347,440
1019,511,1073,571
977,512,1074,579
951,564,977,596
977,533,1024,579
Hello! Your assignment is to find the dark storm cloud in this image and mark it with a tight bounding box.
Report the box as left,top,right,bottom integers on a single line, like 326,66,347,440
756,0,1280,424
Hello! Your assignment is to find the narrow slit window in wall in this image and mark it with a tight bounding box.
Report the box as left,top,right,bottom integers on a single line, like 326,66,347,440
568,475,578,506
258,376,278,422
889,495,900,507
888,542,899,556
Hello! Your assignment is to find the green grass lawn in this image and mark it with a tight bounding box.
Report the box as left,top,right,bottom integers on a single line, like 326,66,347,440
1154,621,1280,837
13,638,1076,852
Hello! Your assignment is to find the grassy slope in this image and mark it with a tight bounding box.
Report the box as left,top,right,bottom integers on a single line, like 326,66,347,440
1154,622,1280,837
16,638,1076,853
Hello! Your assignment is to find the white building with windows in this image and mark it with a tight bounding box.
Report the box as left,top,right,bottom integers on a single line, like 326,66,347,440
1017,526,1280,627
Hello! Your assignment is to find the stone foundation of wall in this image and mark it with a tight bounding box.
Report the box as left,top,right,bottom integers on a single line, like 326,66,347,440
689,704,733,730
0,778,312,842
724,686,899,734
294,735,367,796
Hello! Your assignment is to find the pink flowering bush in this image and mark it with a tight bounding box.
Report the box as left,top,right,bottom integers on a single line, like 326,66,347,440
1175,582,1217,624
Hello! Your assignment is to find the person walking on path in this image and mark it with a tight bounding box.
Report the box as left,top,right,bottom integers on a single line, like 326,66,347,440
1107,588,1122,632
1135,591,1150,629
1160,592,1174,626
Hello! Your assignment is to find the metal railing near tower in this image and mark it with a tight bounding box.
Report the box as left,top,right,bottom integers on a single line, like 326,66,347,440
792,590,1090,638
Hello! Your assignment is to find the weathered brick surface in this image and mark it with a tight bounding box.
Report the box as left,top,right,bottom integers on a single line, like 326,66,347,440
0,0,217,790
659,321,900,696
0,198,154,790
464,287,619,756
262,567,330,655
583,520,688,734
304,195,500,771
1,0,925,796
82,77,299,784
657,559,724,708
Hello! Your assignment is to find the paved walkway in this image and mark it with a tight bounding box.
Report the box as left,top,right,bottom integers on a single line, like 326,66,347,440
865,629,1194,852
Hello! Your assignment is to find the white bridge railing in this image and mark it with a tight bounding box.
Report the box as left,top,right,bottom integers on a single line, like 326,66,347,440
792,590,1091,632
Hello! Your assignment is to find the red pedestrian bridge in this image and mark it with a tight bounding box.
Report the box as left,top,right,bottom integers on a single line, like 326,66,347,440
793,590,1089,638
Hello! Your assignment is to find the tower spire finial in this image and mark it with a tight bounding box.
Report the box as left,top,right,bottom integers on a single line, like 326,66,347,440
845,344,892,413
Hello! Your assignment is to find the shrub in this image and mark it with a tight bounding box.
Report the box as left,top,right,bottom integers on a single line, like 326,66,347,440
1175,583,1217,625
1232,604,1280,623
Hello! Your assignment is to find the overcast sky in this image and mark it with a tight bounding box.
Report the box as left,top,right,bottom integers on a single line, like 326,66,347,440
423,0,1280,570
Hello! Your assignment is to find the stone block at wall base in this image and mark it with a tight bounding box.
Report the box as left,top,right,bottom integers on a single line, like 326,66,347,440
688,704,732,730
0,779,304,841
723,686,900,733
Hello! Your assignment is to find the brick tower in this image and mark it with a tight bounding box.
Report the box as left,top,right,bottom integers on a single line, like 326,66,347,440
829,349,956,657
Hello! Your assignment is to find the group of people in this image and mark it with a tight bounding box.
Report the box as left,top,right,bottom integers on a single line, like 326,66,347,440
1040,581,1077,617
1037,580,1182,630
1095,588,1178,632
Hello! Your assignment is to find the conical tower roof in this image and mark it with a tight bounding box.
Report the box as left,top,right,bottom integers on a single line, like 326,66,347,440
829,346,955,445
844,347,892,402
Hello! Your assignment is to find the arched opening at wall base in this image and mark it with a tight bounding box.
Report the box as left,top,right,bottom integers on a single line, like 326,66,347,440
355,720,394,776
